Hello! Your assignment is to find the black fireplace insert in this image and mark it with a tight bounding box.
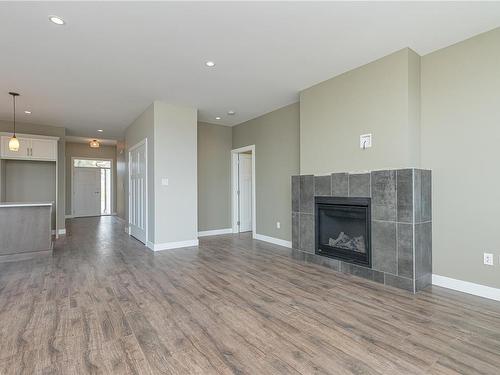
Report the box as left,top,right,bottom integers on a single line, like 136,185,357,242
315,196,371,267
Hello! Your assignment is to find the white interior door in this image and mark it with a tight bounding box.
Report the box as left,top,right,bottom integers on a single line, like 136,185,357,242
129,142,147,244
238,154,252,233
74,168,101,217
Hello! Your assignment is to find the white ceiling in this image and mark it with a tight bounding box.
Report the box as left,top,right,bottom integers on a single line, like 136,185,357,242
1,2,499,139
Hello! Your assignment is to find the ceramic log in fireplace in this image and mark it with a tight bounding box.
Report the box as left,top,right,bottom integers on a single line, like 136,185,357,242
315,196,371,267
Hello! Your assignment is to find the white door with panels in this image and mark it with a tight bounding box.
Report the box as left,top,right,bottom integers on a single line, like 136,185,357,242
73,168,101,217
129,141,147,244
238,154,252,233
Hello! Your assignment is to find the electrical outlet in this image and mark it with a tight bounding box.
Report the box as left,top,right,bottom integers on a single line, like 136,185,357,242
484,253,494,266
276,221,281,229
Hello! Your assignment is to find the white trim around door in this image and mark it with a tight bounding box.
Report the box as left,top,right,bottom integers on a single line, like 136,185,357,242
128,139,148,245
231,145,256,238
71,156,114,217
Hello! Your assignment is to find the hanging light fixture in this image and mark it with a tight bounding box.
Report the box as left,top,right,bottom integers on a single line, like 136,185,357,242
8,92,20,152
89,139,100,148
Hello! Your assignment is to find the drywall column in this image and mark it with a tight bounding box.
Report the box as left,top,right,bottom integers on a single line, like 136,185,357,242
153,101,198,247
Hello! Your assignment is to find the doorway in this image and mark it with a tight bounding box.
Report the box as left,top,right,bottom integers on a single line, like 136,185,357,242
231,145,256,236
72,158,113,217
128,139,148,244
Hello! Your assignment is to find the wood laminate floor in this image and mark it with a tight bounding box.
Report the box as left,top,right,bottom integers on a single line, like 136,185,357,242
1,217,500,374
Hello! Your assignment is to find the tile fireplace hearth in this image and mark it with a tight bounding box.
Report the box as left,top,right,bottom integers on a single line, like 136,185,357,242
292,169,432,293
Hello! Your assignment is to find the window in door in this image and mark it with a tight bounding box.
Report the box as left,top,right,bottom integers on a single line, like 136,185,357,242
73,159,112,216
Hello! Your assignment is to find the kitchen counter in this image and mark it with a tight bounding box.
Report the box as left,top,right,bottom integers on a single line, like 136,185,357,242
0,202,53,262
0,201,53,208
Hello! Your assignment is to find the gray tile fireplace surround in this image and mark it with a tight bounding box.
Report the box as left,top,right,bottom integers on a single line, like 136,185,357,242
291,169,432,293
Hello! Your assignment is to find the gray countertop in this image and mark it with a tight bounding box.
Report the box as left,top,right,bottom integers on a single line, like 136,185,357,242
0,202,54,208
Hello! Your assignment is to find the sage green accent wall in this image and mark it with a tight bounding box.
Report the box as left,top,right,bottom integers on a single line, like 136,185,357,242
198,122,232,231
125,103,155,241
421,27,500,289
232,103,300,242
300,48,421,175
153,101,198,244
65,142,117,216
0,120,65,230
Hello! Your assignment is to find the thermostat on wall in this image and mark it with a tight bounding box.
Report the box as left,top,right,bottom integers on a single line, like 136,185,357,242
360,134,372,149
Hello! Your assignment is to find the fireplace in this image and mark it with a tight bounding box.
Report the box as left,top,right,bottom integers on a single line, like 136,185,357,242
315,196,371,267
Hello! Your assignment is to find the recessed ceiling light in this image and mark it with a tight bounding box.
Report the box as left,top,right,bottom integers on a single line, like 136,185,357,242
227,110,236,115
215,116,221,120
49,15,65,25
205,61,215,67
24,110,31,114
97,129,103,132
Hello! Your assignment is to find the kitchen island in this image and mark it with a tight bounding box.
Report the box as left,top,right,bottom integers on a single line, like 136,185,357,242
0,202,53,262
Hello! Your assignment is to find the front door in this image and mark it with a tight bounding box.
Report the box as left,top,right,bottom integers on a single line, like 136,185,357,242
129,142,147,244
74,168,101,217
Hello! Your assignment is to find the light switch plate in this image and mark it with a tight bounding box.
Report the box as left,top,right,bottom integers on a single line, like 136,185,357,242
360,134,372,149
161,178,169,186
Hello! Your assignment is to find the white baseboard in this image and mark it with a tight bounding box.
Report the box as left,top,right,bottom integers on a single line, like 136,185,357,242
52,228,66,235
432,274,500,302
254,233,292,248
198,228,232,237
65,214,75,219
147,239,199,251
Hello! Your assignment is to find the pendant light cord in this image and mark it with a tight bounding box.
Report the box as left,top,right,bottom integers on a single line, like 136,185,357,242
8,92,19,137
13,94,16,136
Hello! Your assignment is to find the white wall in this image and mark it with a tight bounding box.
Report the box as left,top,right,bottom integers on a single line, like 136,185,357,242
153,101,198,244
124,101,198,248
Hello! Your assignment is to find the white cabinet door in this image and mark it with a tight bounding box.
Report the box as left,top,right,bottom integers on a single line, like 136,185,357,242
30,138,57,160
1,136,30,159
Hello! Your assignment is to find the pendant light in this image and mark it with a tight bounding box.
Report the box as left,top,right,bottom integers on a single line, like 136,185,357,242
89,139,100,148
8,92,20,152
